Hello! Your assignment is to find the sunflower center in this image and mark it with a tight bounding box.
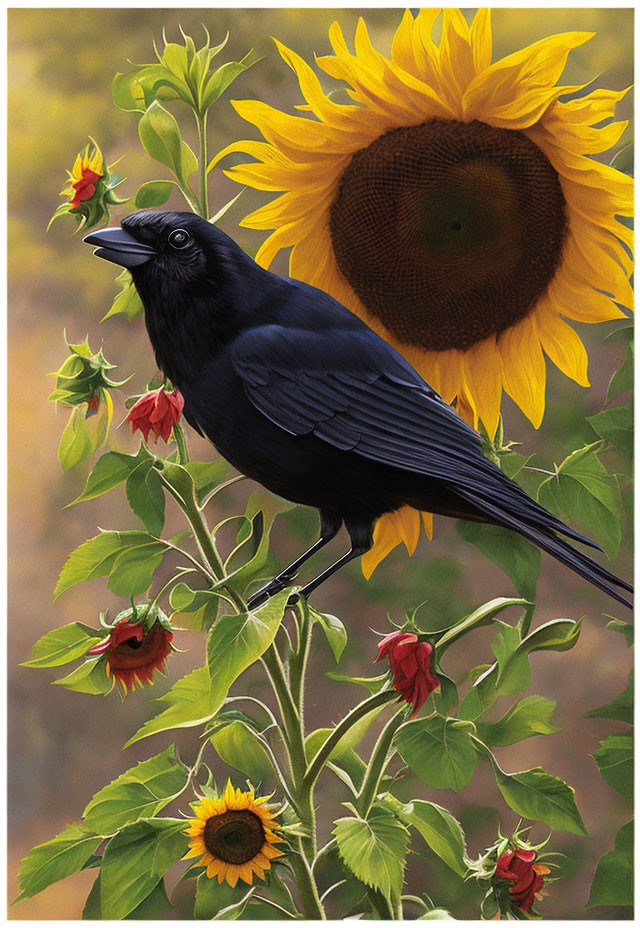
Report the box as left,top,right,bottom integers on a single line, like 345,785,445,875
329,119,567,351
203,810,265,864
109,622,168,670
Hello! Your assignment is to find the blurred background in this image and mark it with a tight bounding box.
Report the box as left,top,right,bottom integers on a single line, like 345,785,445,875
8,6,633,920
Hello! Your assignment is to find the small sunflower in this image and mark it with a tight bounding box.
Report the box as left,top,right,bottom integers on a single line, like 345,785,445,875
213,9,633,574
63,142,104,208
184,781,285,888
87,617,173,694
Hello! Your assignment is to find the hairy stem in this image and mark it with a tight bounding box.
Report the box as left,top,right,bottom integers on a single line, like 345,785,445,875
173,423,189,465
356,708,405,819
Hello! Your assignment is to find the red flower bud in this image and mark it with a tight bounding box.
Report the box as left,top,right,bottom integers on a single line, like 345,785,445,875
87,618,173,694
375,630,439,716
495,847,548,913
70,167,101,208
127,388,185,443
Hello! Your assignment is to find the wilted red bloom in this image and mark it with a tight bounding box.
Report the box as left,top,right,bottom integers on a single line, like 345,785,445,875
496,848,550,913
87,619,173,694
70,166,101,208
127,388,185,442
375,631,439,716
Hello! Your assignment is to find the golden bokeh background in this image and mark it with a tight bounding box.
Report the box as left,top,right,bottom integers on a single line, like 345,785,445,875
8,7,633,920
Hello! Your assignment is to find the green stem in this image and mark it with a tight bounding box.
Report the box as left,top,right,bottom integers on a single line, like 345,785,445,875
289,600,312,722
173,423,189,464
356,708,405,819
196,109,209,219
303,690,397,791
178,181,202,215
289,847,326,920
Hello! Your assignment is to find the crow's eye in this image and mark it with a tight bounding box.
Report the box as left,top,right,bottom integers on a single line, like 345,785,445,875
168,229,191,249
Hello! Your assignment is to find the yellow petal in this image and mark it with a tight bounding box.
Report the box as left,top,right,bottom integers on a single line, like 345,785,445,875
498,317,546,428
361,512,404,578
533,305,590,387
470,8,492,74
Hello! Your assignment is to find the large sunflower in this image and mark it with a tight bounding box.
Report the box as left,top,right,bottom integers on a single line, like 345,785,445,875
213,8,633,574
184,781,285,888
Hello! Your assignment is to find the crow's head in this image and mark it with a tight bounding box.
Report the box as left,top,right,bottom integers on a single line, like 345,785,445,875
83,210,241,287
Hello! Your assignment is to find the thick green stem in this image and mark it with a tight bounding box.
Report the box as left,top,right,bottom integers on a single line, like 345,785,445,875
303,690,397,791
173,423,189,465
289,601,312,723
289,846,326,920
196,109,209,219
356,709,405,819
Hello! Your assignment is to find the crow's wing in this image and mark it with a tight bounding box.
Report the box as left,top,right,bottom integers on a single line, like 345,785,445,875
231,310,596,549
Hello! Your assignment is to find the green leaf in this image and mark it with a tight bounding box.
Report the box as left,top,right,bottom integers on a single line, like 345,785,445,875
195,873,249,919
108,540,168,597
210,721,272,782
58,400,110,471
436,597,527,653
184,458,233,503
477,695,559,746
126,461,166,536
391,797,466,878
101,269,144,323
537,443,622,560
475,739,587,836
82,746,188,834
606,618,633,646
459,618,582,720
54,530,168,600
586,673,633,725
587,820,633,907
21,622,103,668
334,808,409,900
169,583,220,631
84,872,172,920
592,734,633,801
100,818,188,919
134,180,176,209
606,326,633,402
53,658,114,695
325,671,388,694
69,450,139,505
112,64,181,113
457,521,540,603
16,824,102,902
127,591,290,745
310,607,347,662
588,405,632,460
228,489,296,593
395,715,477,792
138,101,197,186
201,51,259,111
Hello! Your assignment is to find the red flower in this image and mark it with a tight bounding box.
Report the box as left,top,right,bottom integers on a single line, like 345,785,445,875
70,166,101,208
375,631,439,716
87,619,173,694
496,848,549,913
127,388,185,443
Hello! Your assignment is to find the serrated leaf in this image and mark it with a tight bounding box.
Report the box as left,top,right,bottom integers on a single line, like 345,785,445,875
107,540,168,597
537,443,622,559
477,695,559,746
457,521,540,603
392,797,466,877
475,739,587,836
210,721,272,782
587,820,633,907
126,461,166,536
54,530,168,600
16,824,101,901
21,622,103,668
588,405,632,460
395,715,477,792
100,818,187,919
334,809,409,900
592,734,633,801
84,871,172,920
127,591,290,745
69,451,139,505
310,607,347,662
82,746,188,834
586,673,633,725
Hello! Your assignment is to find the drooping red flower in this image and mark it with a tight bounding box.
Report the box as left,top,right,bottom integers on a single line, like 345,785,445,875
375,631,439,716
495,848,550,913
87,619,173,694
127,388,185,443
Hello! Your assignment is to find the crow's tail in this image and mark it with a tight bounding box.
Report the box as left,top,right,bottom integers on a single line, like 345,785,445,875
453,486,633,609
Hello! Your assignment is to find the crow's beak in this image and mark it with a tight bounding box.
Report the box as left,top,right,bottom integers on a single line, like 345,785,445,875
83,227,157,269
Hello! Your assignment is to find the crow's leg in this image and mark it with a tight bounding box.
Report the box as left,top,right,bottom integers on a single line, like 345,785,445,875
292,516,375,603
246,511,342,609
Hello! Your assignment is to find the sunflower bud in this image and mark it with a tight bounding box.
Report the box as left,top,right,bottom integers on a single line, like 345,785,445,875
48,335,125,408
49,139,127,232
374,630,439,716
127,387,185,443
87,606,174,695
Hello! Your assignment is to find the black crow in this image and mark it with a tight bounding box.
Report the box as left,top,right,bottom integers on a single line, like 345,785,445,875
84,211,633,609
